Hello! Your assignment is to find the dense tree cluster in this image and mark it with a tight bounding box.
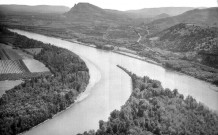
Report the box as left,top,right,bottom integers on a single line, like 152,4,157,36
79,66,218,135
0,28,90,135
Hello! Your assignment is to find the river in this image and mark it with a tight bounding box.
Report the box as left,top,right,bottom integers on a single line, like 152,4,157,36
10,29,218,135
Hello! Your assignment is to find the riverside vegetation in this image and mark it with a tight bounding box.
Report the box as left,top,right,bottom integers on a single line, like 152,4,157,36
2,5,218,86
0,27,90,135
1,4,218,135
79,66,218,135
138,23,218,85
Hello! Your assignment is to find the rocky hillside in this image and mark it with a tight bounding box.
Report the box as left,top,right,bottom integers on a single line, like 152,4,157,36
64,3,132,24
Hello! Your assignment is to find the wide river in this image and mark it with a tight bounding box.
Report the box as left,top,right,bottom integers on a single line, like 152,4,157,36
10,29,218,135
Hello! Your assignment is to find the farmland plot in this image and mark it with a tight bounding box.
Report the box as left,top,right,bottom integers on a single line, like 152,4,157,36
3,48,22,60
23,59,50,73
0,42,50,81
0,80,23,97
0,44,22,60
0,49,9,60
0,60,29,74
14,49,33,59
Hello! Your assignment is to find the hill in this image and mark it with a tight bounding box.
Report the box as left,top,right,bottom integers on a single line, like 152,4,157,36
149,23,218,68
154,13,170,20
146,7,218,32
64,3,132,24
0,5,70,15
126,7,195,18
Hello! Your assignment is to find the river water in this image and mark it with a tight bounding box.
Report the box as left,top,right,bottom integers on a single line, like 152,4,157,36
10,29,218,135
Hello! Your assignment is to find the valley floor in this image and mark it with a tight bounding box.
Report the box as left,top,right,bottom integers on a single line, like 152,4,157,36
7,25,218,87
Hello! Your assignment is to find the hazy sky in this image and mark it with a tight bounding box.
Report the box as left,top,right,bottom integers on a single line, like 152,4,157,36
0,0,217,11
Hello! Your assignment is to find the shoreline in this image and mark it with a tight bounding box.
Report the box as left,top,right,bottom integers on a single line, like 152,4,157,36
1,28,91,135
9,28,218,87
64,37,218,88
79,65,218,135
15,34,102,135
7,28,218,135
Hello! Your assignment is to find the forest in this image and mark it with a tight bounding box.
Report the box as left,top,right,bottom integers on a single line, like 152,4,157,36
79,66,218,135
0,27,90,135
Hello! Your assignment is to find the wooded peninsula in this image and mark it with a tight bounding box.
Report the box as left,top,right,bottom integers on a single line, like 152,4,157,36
79,66,218,135
0,27,90,135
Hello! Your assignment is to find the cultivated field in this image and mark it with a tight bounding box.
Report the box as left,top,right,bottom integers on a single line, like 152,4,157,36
0,49,9,60
0,42,50,81
0,80,23,97
23,59,50,73
0,44,22,60
0,60,29,74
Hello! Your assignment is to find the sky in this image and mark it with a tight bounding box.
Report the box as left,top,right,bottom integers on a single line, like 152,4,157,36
0,0,217,11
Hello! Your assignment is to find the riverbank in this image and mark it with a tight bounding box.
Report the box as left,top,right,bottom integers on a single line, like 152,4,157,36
52,34,218,87
9,28,218,135
79,65,218,135
0,28,90,135
66,38,161,66
7,26,218,87
7,26,162,67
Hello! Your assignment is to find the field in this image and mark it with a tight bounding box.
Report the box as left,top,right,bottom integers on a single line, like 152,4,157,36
23,59,50,73
0,72,51,81
0,44,30,75
0,43,22,60
0,60,29,74
0,49,8,60
0,80,23,97
0,41,50,81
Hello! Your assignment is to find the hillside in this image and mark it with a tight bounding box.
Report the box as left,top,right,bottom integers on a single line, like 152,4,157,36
149,23,218,68
64,3,132,24
0,5,70,15
126,7,195,18
154,13,170,20
146,7,218,32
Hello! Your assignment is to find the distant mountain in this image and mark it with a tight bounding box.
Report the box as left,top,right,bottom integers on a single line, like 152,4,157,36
126,7,195,18
147,7,218,32
0,5,70,15
154,13,170,20
64,3,131,24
